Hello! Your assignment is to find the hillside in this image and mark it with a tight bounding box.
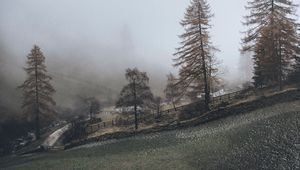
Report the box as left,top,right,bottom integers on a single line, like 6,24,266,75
1,100,299,170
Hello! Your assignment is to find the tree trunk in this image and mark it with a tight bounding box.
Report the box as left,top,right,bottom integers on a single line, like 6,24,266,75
157,105,160,117
197,6,210,111
133,80,138,130
172,99,177,111
34,54,40,139
278,40,283,91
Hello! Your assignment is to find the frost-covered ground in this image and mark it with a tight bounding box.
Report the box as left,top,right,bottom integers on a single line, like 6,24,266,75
1,101,300,170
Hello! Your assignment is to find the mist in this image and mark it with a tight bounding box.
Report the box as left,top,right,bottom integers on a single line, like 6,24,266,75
0,0,278,115
0,0,189,112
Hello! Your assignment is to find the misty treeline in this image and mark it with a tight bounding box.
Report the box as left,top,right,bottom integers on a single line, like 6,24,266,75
115,0,300,129
0,45,104,153
172,0,300,111
242,0,300,88
114,0,300,129
1,0,300,155
17,45,103,139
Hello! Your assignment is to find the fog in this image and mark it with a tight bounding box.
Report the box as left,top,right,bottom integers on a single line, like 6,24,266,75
1,0,298,115
0,0,188,111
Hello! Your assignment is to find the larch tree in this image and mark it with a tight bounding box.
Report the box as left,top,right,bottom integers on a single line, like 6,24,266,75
174,0,218,110
116,68,154,130
164,73,181,111
242,0,300,89
186,54,221,102
19,45,56,139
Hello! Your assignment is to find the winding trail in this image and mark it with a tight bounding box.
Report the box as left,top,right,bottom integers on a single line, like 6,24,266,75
42,123,72,149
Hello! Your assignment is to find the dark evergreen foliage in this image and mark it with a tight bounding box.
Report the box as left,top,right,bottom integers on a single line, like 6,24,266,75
242,0,300,88
19,45,56,139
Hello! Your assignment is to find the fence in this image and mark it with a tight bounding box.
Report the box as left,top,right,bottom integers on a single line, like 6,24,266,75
46,145,65,151
85,119,117,134
160,89,247,114
211,90,243,105
83,88,251,135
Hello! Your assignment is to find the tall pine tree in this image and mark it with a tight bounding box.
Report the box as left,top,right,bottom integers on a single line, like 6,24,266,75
174,0,218,110
19,45,56,139
242,0,300,88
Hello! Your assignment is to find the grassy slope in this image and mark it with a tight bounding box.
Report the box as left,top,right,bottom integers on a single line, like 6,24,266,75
1,101,300,170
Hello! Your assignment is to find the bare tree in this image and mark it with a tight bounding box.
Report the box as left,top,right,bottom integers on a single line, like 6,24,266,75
116,68,154,130
19,45,56,139
174,0,218,110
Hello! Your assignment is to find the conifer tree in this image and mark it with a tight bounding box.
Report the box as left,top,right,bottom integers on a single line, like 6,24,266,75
174,0,218,110
164,73,181,111
242,0,300,88
19,45,56,139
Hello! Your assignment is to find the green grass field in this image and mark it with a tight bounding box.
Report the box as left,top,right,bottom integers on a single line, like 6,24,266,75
1,101,300,170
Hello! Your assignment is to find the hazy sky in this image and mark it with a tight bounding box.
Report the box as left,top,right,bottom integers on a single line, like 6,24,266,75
1,0,300,105
1,0,300,74
0,1,245,70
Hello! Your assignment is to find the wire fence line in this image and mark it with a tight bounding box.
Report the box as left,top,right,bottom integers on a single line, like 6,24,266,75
160,89,247,114
85,120,117,134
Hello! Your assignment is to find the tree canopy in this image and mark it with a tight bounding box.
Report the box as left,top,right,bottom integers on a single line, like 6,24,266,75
19,45,56,139
116,68,154,129
174,0,218,110
242,0,300,88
